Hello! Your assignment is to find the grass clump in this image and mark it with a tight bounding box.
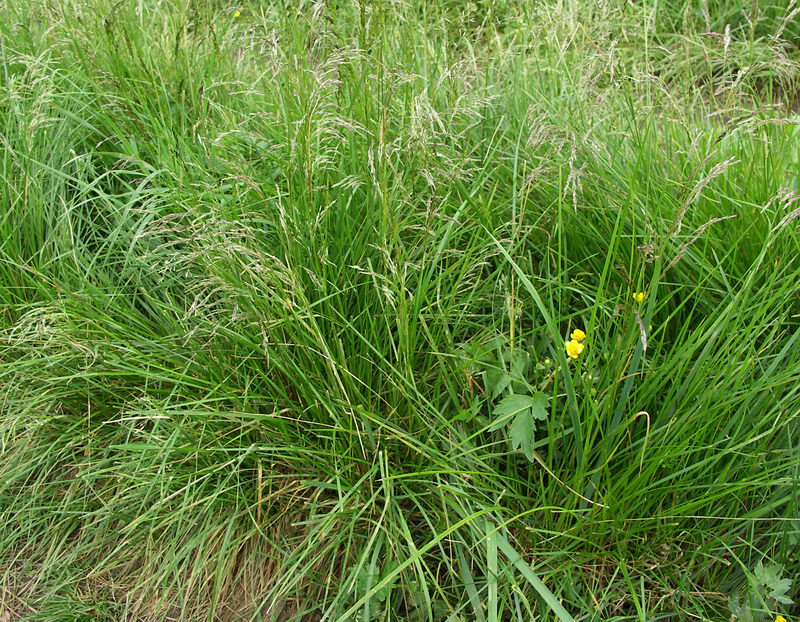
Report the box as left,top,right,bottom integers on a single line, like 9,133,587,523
0,0,798,620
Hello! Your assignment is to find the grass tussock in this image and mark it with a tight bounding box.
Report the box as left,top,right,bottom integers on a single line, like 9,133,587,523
0,0,799,620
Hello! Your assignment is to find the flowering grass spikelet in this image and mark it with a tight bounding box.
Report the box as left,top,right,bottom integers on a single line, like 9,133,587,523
565,339,584,359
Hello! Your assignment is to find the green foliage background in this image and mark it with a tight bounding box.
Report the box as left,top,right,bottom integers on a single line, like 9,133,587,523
0,0,798,620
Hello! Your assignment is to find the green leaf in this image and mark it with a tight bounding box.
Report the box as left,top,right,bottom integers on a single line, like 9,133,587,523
492,393,549,459
727,596,753,622
493,394,536,417
489,394,534,431
510,349,529,377
753,561,793,604
509,410,536,460
484,368,512,399
770,578,792,594
528,392,549,420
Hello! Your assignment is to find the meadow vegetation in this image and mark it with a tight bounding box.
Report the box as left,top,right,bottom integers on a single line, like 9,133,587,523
1,0,799,620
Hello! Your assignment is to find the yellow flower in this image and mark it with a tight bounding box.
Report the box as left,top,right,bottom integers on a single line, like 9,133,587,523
570,328,586,341
565,339,584,359
632,292,646,303
776,616,787,622
234,10,241,17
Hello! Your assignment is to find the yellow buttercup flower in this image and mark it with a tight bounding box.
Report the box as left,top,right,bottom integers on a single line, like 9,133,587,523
565,339,584,359
632,292,646,303
570,328,586,341
234,10,241,17
776,616,787,622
